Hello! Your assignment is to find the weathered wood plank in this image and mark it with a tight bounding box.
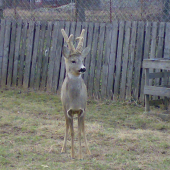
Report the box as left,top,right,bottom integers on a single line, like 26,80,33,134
52,21,64,92
145,68,150,111
7,20,17,87
12,19,22,86
126,21,137,99
34,22,46,89
150,22,158,59
57,21,71,93
101,24,112,98
164,23,170,58
149,72,170,79
88,22,100,97
120,21,131,100
18,21,28,87
113,21,125,99
106,21,118,98
155,22,165,89
149,22,158,95
0,19,6,85
94,23,106,98
163,22,170,86
84,22,93,87
29,21,41,88
1,20,12,87
23,21,35,89
133,21,144,100
144,86,170,97
143,59,170,70
47,22,59,91
40,21,53,90
139,22,152,102
81,22,89,79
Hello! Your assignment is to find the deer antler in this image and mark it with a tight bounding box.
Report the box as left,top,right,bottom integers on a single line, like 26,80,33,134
75,29,85,54
61,29,76,54
61,29,85,55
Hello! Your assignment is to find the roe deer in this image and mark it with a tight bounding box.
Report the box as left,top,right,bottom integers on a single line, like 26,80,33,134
61,29,91,159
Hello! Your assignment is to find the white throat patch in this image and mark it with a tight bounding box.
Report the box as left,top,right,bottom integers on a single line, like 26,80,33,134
68,73,81,79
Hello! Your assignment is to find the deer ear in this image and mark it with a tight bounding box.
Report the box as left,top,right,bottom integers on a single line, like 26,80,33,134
62,45,70,59
81,46,90,59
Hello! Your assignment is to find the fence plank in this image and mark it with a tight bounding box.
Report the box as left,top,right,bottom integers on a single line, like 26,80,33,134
113,21,125,99
30,21,41,88
84,22,94,87
23,21,35,89
133,21,145,100
155,23,165,91
162,22,170,87
139,22,152,102
57,21,70,92
88,23,100,97
94,23,106,98
18,21,28,87
12,20,22,86
101,24,112,98
163,23,170,59
40,21,53,90
1,20,11,87
120,21,131,100
106,21,118,98
126,21,137,99
34,22,46,89
47,22,59,91
149,22,158,93
52,21,64,92
0,19,6,85
81,22,89,79
7,20,17,87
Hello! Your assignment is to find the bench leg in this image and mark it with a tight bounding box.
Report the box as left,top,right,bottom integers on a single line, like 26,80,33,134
145,94,150,112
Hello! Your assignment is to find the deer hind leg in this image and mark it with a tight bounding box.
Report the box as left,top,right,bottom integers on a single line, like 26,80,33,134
79,112,91,157
81,116,91,155
61,117,69,153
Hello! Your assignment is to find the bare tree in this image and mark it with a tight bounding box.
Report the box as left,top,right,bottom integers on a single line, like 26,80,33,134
0,0,3,19
75,0,85,22
163,0,170,21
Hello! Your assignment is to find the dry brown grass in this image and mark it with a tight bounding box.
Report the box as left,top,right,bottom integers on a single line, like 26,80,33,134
0,89,170,169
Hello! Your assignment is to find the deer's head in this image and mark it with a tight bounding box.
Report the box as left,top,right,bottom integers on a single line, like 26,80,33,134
61,29,90,77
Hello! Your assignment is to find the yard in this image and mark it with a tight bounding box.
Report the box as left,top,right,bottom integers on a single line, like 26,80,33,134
0,89,170,169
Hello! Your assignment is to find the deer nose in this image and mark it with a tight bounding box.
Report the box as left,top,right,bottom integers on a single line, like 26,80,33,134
79,67,86,73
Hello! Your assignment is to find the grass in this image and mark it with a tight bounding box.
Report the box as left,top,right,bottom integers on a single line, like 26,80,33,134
0,89,170,170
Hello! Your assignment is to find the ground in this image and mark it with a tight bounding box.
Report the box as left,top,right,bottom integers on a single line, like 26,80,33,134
0,89,170,169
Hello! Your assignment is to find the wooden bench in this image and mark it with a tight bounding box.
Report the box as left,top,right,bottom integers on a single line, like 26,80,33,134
143,58,170,112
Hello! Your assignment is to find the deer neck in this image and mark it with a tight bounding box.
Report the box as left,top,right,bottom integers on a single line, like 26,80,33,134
67,72,81,80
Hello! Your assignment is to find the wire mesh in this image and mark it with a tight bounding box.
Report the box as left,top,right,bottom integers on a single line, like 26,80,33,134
1,0,170,23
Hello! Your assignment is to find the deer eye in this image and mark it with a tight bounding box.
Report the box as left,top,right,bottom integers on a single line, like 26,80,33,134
71,61,76,63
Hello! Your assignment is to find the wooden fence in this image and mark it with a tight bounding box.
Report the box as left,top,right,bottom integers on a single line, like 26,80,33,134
0,19,169,101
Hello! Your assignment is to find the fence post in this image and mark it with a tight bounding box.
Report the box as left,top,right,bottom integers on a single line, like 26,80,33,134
0,0,4,19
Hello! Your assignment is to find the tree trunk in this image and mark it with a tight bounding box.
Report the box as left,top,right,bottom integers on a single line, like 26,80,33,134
163,0,170,22
75,0,85,22
0,0,3,19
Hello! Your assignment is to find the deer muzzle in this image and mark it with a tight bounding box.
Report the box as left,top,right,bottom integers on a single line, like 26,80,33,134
79,67,86,73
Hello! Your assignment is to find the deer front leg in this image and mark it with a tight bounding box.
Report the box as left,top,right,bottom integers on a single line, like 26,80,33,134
69,113,75,159
78,114,82,159
61,117,69,153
